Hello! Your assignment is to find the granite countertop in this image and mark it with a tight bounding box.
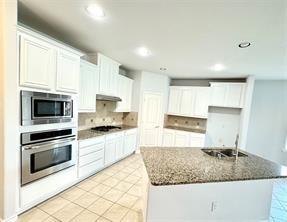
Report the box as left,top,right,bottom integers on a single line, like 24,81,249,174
140,147,287,186
78,125,137,140
164,125,206,134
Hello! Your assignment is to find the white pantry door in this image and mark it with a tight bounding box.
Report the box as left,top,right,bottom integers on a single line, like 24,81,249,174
140,93,163,146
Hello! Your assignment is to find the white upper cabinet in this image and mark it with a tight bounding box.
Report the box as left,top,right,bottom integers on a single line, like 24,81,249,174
168,87,182,114
98,54,120,96
79,60,99,112
193,87,210,118
56,49,80,93
115,75,133,112
19,34,55,90
18,26,82,94
167,86,210,118
210,83,246,108
180,88,194,116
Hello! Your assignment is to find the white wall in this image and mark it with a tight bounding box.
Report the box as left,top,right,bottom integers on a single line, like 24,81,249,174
0,0,18,221
246,80,287,165
205,107,241,147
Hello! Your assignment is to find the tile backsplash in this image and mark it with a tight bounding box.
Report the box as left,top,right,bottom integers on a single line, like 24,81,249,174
78,101,138,130
165,115,207,131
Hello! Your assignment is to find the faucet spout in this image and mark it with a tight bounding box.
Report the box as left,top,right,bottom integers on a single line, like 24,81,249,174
235,134,239,161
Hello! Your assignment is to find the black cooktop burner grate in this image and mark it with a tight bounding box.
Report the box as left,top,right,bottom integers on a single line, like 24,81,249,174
91,126,122,132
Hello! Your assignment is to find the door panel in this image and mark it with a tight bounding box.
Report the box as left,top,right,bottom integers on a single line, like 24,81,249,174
180,88,194,116
20,34,55,90
168,87,181,114
174,131,190,147
140,93,163,146
56,49,80,93
193,87,210,118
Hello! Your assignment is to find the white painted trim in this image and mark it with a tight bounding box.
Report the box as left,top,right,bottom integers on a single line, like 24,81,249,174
0,215,17,222
17,24,84,56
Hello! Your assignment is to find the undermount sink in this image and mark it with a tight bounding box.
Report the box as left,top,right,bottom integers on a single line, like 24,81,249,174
201,148,248,159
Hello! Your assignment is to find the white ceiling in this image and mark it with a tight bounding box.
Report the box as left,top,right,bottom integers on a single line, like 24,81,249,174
19,0,287,79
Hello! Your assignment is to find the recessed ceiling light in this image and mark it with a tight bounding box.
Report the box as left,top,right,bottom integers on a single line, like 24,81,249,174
160,67,167,71
86,4,105,19
210,64,226,72
136,47,151,57
238,42,251,48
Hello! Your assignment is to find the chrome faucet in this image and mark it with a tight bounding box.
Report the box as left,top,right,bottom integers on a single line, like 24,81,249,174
235,134,239,160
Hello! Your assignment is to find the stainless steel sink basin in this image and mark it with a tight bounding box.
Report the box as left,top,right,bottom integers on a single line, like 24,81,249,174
219,149,247,157
201,148,248,159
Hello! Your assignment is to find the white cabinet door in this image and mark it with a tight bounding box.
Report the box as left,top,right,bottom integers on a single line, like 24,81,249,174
105,139,117,166
124,129,137,155
174,130,190,147
190,133,205,147
180,88,194,116
162,129,175,146
98,54,110,95
115,75,133,112
193,87,210,118
126,78,133,111
210,84,227,107
79,60,99,112
109,61,119,96
168,87,182,114
115,135,124,160
98,54,120,96
56,49,80,93
210,83,246,108
225,84,245,108
19,34,55,90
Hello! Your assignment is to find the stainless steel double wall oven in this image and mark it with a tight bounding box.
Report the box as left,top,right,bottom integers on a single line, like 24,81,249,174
20,90,77,185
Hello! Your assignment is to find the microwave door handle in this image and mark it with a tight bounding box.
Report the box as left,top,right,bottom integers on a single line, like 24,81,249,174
23,137,76,150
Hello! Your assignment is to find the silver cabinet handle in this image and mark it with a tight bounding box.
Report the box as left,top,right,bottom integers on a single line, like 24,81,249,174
155,126,160,128
23,137,75,150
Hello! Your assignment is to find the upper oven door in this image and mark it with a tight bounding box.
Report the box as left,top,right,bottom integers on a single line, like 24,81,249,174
21,137,77,185
32,97,72,119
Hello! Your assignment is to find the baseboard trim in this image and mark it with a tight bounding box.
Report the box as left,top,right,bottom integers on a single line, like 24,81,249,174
0,215,18,222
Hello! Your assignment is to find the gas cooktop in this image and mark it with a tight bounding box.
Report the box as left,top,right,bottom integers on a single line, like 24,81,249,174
91,126,122,132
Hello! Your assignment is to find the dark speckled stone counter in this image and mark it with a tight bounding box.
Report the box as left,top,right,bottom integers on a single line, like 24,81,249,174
78,125,137,140
140,147,287,186
164,126,206,134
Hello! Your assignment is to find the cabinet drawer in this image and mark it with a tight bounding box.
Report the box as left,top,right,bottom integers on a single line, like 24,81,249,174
79,136,105,148
78,158,104,178
79,142,104,157
79,149,104,167
106,131,124,140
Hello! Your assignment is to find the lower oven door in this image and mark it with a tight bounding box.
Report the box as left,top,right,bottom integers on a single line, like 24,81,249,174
21,137,77,185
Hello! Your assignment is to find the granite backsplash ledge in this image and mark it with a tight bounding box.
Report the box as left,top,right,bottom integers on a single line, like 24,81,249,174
165,115,207,131
78,101,138,130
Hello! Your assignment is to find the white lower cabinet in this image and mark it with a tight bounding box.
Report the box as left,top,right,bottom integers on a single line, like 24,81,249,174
174,130,190,147
78,128,137,179
105,132,124,166
162,128,205,147
124,129,138,155
162,129,175,146
78,136,105,178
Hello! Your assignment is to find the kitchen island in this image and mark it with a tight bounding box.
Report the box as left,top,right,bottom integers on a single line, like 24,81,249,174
140,147,287,222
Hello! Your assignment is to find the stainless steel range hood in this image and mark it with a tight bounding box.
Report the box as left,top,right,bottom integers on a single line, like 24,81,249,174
96,94,122,102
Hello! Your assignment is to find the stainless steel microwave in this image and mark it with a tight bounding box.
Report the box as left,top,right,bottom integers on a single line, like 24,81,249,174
21,90,73,126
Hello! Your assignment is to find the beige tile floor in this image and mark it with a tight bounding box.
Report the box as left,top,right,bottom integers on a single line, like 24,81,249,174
17,153,287,222
18,154,145,222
